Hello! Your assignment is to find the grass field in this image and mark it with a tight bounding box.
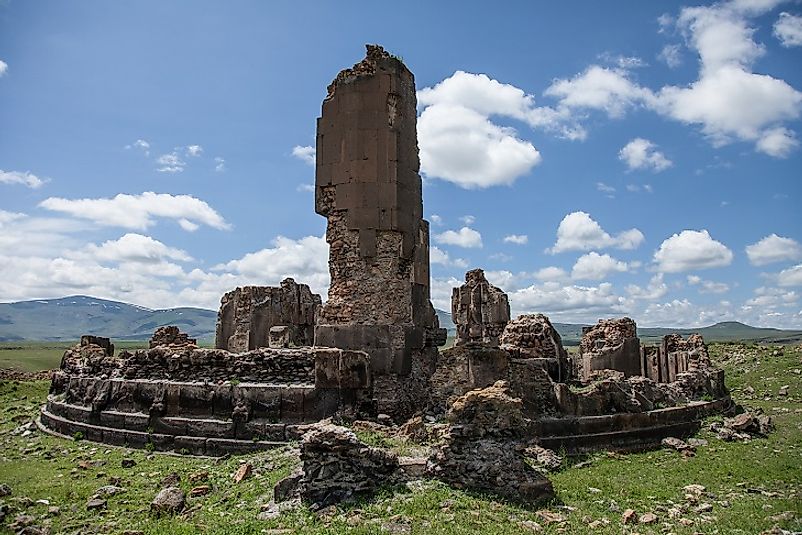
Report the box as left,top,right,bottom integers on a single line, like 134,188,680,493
0,342,149,372
0,343,800,534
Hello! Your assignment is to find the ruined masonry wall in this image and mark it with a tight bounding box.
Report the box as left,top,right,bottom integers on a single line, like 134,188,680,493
215,279,320,353
452,269,510,347
314,45,443,399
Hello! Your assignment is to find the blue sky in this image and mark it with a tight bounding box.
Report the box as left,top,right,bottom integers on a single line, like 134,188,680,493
1,0,801,327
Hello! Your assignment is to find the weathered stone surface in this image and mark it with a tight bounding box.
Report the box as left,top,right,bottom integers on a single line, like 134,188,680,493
501,313,568,361
215,279,320,352
502,314,571,385
149,326,196,349
151,487,185,515
579,318,641,380
713,410,774,441
429,344,559,417
427,381,554,504
313,45,443,420
452,269,510,347
81,335,114,357
59,339,120,378
274,422,400,507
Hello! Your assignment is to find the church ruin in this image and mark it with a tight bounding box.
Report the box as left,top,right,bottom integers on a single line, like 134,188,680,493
40,45,731,500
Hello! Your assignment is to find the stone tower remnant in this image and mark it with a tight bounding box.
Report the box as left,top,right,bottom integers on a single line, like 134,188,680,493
313,45,445,417
451,269,510,347
579,317,642,380
215,278,320,353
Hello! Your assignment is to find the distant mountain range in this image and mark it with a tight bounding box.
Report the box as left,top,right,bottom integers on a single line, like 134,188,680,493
431,310,802,345
0,296,217,342
1,296,801,345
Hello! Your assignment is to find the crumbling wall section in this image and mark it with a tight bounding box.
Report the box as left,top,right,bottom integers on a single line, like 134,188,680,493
501,313,571,381
215,279,320,353
427,381,554,505
452,269,510,347
313,44,444,419
579,317,642,380
149,326,196,349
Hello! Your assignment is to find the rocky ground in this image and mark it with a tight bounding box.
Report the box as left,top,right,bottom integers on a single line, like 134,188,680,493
0,342,800,534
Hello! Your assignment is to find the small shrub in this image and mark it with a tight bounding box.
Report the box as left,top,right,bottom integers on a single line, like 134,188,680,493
72,431,84,441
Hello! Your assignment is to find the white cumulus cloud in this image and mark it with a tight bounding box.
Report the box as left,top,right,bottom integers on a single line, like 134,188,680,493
185,145,203,157
503,234,528,245
746,234,802,265
156,152,186,173
509,281,626,320
756,127,799,157
549,211,644,254
292,145,316,166
658,44,684,68
417,103,541,189
654,229,733,272
774,12,802,47
544,65,655,118
429,246,468,268
0,170,45,189
571,252,630,280
777,264,802,287
618,138,673,171
434,227,483,248
80,233,193,264
39,192,230,231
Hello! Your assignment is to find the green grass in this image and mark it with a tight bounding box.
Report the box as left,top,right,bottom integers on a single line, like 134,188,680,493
0,343,800,534
0,341,215,372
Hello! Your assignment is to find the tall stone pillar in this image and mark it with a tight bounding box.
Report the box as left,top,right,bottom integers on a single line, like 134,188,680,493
313,45,445,418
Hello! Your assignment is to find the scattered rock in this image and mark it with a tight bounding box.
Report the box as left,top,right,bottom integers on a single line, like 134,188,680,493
47,506,60,516
120,458,136,468
188,470,209,484
622,509,637,524
683,484,706,495
86,498,107,511
769,511,795,522
535,510,564,524
396,415,427,443
159,472,181,488
189,485,211,497
150,487,185,515
524,445,563,472
713,410,774,441
662,436,695,452
694,503,714,513
94,485,125,497
639,512,658,524
0,483,11,497
233,463,253,483
778,385,789,396
9,514,35,530
257,499,298,521
519,520,542,532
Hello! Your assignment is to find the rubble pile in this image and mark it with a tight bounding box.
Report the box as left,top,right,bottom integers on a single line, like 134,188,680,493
501,313,568,361
274,423,400,508
149,326,197,349
427,381,554,504
712,410,774,441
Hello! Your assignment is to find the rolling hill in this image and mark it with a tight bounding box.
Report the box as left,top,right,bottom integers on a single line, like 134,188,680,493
1,296,800,345
0,296,217,342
